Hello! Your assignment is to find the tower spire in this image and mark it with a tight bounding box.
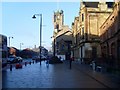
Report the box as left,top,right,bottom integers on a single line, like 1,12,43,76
80,0,83,2
80,0,83,5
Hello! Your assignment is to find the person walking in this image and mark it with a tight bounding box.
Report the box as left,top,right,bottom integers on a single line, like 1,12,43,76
10,64,12,71
69,56,74,69
46,56,49,68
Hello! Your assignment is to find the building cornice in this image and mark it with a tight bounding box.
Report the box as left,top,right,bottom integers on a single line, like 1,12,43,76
56,30,73,39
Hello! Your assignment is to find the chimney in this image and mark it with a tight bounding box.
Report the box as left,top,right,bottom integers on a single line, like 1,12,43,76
98,0,107,11
99,0,106,4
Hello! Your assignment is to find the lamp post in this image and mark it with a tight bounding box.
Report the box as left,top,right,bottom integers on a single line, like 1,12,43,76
32,14,42,65
51,36,56,57
8,36,13,47
20,43,24,50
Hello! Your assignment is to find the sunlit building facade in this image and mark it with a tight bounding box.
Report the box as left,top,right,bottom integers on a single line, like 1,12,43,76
99,2,120,69
72,1,114,63
52,10,73,60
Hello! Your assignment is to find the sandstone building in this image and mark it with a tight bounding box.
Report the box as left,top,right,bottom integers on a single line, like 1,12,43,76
72,1,114,63
99,1,120,69
52,10,73,60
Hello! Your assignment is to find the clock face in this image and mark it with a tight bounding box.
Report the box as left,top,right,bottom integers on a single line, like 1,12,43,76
57,16,60,19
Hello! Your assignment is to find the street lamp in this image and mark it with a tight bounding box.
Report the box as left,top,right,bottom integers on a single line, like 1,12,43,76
51,36,56,57
8,36,13,47
32,14,42,65
20,43,24,50
54,37,56,57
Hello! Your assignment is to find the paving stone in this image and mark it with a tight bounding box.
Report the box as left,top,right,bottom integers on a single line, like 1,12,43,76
2,60,120,88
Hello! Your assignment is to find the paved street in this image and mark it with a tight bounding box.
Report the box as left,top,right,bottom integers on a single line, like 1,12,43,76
2,60,120,88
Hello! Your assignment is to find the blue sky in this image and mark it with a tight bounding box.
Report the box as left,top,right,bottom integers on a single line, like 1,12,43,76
1,0,114,50
1,2,80,50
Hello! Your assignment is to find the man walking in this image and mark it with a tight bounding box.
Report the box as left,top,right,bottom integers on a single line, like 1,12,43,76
69,56,74,69
46,56,50,68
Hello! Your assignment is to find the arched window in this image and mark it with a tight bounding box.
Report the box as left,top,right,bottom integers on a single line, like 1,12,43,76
56,24,59,29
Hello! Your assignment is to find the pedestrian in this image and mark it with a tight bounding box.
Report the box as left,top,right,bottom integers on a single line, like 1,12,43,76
69,57,72,69
25,62,27,66
35,60,37,63
46,56,50,68
46,59,49,68
29,61,31,65
59,56,61,60
10,64,12,71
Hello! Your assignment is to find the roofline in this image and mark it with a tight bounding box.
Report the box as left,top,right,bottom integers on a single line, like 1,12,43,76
56,30,73,39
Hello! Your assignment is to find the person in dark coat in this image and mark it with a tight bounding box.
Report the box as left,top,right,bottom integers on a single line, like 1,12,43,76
69,57,74,69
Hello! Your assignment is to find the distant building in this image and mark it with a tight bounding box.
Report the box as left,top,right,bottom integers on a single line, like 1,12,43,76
0,34,7,67
0,34,7,58
9,47,16,56
41,47,48,57
32,46,48,57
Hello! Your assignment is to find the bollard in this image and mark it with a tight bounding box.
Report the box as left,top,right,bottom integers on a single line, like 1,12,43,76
29,62,31,65
10,64,12,71
70,60,72,69
92,61,96,71
33,61,34,64
25,62,27,66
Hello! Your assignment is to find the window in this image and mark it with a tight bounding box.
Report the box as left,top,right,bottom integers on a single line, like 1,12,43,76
56,24,59,29
82,27,84,39
54,15,56,22
76,34,78,44
75,35,77,44
61,44,64,50
111,42,115,57
82,27,84,34
85,33,88,40
82,13,84,21
57,16,60,19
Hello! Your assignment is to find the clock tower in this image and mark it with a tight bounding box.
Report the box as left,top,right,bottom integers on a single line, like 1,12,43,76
53,10,64,33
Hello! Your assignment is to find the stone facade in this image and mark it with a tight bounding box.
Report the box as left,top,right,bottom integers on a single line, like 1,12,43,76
99,2,120,68
72,1,114,63
0,34,7,58
53,10,64,33
72,17,80,60
52,10,73,60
